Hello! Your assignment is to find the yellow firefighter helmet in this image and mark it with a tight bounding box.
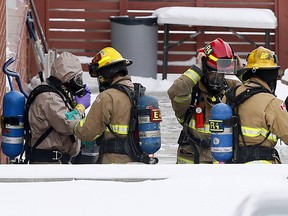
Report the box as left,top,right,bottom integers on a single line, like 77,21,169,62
89,47,132,77
241,46,280,81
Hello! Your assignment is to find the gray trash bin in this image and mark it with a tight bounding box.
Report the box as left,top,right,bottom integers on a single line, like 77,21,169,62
110,16,158,79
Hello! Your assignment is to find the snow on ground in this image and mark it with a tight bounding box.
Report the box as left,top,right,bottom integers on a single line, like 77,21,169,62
0,165,288,216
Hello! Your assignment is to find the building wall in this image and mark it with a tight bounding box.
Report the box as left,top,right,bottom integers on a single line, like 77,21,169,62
0,0,29,163
32,0,287,75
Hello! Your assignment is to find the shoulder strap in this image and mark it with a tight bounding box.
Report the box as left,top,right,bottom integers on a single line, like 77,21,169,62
24,84,66,135
105,83,146,162
231,86,272,108
180,84,204,164
225,85,273,163
184,84,201,121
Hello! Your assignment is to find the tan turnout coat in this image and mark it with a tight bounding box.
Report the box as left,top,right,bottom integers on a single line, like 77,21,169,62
226,77,288,148
168,66,241,163
74,75,134,164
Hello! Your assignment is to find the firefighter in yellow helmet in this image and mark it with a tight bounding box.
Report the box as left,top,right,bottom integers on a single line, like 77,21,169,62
224,46,288,164
67,47,159,164
89,46,133,92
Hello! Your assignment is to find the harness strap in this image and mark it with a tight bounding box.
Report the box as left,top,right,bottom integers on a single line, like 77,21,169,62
238,146,279,163
225,83,274,163
230,86,272,109
22,83,75,163
101,138,128,155
29,149,71,164
24,126,54,163
179,84,208,164
98,83,146,163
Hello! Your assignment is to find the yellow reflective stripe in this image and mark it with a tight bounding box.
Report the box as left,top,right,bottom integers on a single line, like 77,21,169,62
105,124,128,135
184,68,201,84
93,134,102,140
177,156,194,164
177,156,214,164
187,119,211,134
78,118,86,127
260,128,277,142
208,54,218,62
174,94,191,103
245,160,272,164
177,117,184,124
74,119,102,140
241,126,277,142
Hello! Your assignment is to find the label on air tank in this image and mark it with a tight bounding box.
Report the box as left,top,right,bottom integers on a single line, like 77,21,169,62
2,136,24,144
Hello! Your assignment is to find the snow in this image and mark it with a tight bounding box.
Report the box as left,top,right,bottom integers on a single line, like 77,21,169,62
1,165,288,216
153,6,277,29
1,68,288,216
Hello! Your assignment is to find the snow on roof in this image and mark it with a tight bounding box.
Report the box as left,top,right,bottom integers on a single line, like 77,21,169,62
152,7,277,29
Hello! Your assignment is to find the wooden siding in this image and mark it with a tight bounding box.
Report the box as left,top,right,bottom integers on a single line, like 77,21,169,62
32,0,287,76
126,0,277,74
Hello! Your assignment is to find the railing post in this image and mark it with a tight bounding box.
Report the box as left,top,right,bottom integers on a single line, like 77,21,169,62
119,0,128,15
162,24,169,80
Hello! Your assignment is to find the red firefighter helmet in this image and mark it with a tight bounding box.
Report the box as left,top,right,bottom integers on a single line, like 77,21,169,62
200,38,236,93
203,38,235,71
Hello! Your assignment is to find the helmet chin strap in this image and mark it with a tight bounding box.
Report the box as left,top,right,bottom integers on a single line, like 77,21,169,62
268,79,277,95
98,77,112,92
254,69,278,95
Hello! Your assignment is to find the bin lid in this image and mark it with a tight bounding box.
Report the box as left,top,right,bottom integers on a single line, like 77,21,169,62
110,16,157,26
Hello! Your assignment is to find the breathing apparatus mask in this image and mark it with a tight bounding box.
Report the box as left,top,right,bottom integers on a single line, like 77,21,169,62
66,72,86,97
200,38,237,94
202,57,237,94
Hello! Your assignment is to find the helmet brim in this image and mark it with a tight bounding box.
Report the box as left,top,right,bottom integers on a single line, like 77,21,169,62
241,66,281,81
100,58,133,70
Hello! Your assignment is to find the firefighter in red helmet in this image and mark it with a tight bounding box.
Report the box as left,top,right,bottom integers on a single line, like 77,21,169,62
168,38,242,164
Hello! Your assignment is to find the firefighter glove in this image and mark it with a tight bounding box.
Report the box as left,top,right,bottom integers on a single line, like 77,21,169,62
75,86,91,109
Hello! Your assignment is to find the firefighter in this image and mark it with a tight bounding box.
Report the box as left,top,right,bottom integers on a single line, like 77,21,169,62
224,46,288,164
68,47,156,164
25,52,91,164
168,38,241,164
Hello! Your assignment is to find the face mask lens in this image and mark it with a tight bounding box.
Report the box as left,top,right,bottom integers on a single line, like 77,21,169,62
70,72,85,97
74,72,83,85
207,71,225,88
216,58,237,75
